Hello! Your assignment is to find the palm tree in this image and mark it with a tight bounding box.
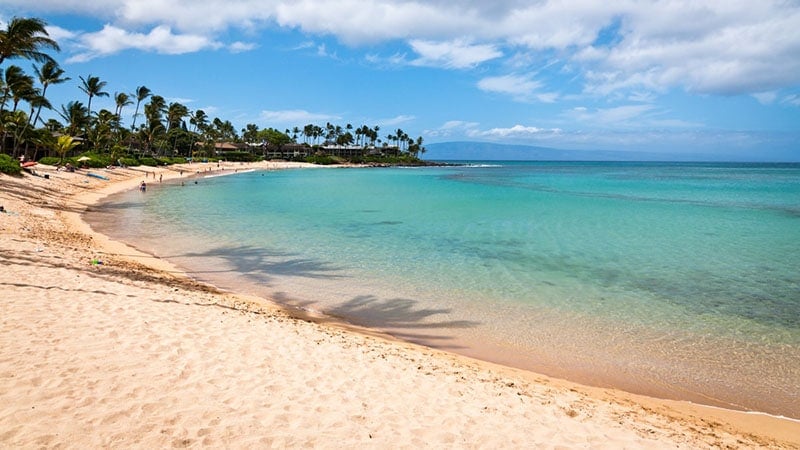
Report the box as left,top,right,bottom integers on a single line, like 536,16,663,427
189,109,208,133
394,128,406,150
145,95,166,127
52,134,80,165
189,109,208,158
78,74,109,119
0,65,35,152
0,17,60,67
167,102,189,153
92,109,116,151
130,85,151,130
112,91,132,145
27,91,50,127
58,101,89,137
114,92,132,123
1,65,27,114
166,102,189,131
32,60,69,127
2,65,35,113
143,95,167,153
4,110,31,157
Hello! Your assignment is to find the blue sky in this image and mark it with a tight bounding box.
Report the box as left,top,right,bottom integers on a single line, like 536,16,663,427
3,0,800,160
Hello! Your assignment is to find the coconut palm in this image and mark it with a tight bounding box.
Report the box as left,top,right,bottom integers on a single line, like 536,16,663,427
142,95,167,153
114,91,132,122
0,17,60,67
27,91,50,127
166,102,189,131
32,60,69,127
92,109,116,151
53,134,80,165
58,101,89,137
78,74,109,119
3,109,30,156
166,102,190,154
1,65,28,114
0,65,35,152
189,109,208,134
144,95,166,129
372,125,380,146
188,109,208,157
130,85,151,130
2,65,35,113
15,89,50,157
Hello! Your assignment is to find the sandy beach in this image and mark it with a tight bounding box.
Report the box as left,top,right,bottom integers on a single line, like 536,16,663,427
2,162,799,448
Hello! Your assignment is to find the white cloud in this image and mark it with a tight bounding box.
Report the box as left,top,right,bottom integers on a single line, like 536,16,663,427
753,91,778,105
473,124,562,139
15,0,800,97
259,109,341,124
409,39,501,69
783,94,800,107
441,120,479,130
377,115,416,126
229,41,257,53
424,120,480,138
166,97,195,105
44,25,78,42
478,74,540,96
562,104,703,129
575,2,800,95
426,120,561,142
565,104,656,126
477,74,558,102
68,24,219,62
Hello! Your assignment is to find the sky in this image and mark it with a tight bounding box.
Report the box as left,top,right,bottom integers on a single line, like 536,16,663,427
3,0,800,161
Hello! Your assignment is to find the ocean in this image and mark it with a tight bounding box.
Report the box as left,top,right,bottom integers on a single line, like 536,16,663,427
86,161,800,418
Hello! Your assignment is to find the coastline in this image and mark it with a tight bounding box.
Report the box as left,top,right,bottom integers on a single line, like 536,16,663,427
2,162,799,448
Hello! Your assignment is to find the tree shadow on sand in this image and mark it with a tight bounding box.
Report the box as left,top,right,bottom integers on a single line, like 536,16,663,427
275,292,481,350
163,244,347,287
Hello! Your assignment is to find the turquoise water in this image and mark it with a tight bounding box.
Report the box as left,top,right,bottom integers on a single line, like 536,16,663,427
88,162,800,417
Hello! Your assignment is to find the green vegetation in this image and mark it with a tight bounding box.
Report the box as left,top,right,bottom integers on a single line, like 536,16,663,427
0,153,21,175
0,16,428,168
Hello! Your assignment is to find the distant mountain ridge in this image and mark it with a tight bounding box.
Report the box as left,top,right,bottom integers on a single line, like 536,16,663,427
423,141,721,162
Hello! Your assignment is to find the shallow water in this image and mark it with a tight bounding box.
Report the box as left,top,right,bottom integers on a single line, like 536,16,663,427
87,162,800,417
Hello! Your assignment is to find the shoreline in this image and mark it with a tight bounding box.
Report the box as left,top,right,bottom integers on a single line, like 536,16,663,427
88,162,798,419
2,162,799,447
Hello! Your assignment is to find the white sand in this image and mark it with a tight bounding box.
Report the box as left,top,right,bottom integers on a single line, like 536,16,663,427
1,162,798,448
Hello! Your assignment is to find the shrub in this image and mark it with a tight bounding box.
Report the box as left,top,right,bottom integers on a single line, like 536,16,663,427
163,157,187,165
220,151,257,162
118,157,139,167
75,153,113,168
37,157,61,166
138,157,159,166
305,155,339,165
0,154,21,175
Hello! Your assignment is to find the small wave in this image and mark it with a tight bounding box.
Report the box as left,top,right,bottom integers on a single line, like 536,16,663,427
204,169,256,178
462,164,503,168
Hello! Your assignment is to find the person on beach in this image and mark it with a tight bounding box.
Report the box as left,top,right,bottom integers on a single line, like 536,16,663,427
140,181,147,192
159,174,162,183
